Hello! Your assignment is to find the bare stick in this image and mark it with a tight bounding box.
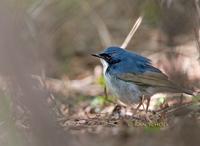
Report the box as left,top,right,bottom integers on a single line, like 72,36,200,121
90,12,112,47
121,16,143,49
81,1,112,47
194,0,200,60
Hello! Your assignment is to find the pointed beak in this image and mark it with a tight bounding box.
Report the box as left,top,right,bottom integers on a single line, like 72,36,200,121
91,53,102,58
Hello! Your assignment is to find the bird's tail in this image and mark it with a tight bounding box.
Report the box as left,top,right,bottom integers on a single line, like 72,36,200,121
179,88,194,95
168,81,194,96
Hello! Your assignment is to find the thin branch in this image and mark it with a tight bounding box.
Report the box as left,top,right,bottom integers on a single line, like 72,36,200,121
90,12,112,47
121,16,143,49
194,0,200,60
194,27,200,60
81,1,112,47
195,0,200,20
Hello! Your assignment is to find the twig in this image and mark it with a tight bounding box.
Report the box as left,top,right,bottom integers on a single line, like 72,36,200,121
155,101,199,115
121,16,143,49
195,0,200,20
194,0,200,60
90,12,112,47
81,1,112,47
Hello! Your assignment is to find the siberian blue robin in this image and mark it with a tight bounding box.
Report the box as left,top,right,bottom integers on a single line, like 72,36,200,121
92,47,193,112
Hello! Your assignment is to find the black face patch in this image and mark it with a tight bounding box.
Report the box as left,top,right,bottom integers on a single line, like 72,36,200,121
100,53,112,61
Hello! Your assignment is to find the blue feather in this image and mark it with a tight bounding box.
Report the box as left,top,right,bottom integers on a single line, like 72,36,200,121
105,47,162,74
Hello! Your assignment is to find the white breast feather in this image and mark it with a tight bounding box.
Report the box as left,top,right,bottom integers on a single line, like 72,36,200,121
100,59,108,75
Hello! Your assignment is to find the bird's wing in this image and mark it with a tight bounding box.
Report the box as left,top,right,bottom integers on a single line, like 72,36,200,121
116,72,193,95
116,71,174,87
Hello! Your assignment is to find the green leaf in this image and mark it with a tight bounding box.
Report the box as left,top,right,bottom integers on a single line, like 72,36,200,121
97,75,106,87
91,96,105,107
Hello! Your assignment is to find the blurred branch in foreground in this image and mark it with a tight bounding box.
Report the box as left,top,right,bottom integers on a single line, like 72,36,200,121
0,1,73,146
194,0,200,60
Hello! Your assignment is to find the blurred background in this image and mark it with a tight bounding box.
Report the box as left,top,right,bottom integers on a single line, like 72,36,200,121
0,0,200,146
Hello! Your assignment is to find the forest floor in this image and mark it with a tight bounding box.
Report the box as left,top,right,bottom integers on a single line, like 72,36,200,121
50,92,200,146
48,79,200,135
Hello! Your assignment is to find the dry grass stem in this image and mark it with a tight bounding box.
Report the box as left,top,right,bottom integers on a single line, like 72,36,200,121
121,16,143,49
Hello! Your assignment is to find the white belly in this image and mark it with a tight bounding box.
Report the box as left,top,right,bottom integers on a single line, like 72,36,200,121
104,73,141,104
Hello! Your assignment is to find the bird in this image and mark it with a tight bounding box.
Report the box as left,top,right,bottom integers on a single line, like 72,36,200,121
92,46,193,112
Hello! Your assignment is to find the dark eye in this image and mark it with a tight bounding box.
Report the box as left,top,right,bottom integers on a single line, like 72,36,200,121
101,53,111,60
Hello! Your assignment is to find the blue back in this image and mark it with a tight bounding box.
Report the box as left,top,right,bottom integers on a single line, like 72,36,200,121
104,47,161,74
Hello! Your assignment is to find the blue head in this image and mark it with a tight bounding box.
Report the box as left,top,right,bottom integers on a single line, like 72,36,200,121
92,47,125,65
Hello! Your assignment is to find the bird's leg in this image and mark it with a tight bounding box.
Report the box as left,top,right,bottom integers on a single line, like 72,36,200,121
136,102,142,111
135,96,144,112
145,97,151,113
141,95,145,110
104,86,108,100
143,97,152,122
